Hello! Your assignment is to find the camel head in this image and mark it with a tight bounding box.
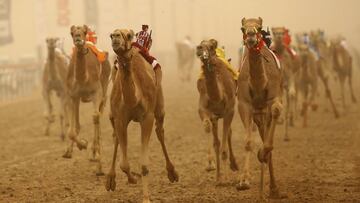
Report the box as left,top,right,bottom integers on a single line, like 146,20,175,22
70,25,88,47
196,39,217,67
110,29,134,53
46,37,59,50
241,17,263,49
271,27,286,45
298,43,310,61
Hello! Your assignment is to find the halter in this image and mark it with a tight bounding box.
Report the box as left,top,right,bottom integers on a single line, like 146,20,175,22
243,28,265,53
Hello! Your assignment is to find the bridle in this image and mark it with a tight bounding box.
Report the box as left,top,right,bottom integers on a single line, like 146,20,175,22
243,27,264,53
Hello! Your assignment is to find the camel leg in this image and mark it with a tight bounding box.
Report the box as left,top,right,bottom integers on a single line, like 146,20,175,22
339,76,346,110
258,100,283,163
236,102,253,190
63,97,78,158
155,88,179,183
348,67,357,103
220,111,234,181
284,90,290,141
318,70,340,118
227,128,238,171
118,119,138,184
140,113,155,203
43,89,54,136
199,108,215,171
59,95,69,141
211,117,221,183
105,134,118,191
90,90,104,176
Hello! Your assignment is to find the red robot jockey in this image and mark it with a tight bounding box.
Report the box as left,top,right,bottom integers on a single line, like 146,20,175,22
85,27,107,63
131,25,162,83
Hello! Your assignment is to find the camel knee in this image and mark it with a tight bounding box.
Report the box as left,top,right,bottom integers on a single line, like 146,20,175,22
271,102,283,119
93,114,100,125
141,165,149,176
244,139,253,152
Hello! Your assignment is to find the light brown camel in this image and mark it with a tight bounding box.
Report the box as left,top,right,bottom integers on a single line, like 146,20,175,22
309,30,339,118
105,29,178,203
297,43,319,127
63,25,111,176
196,39,238,183
176,36,195,82
236,17,286,199
42,38,69,140
330,37,357,110
271,27,299,141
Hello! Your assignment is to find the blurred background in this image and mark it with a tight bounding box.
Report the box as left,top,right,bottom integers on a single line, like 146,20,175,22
0,0,359,101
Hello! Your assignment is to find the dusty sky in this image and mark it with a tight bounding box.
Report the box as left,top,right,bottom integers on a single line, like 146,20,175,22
1,0,360,63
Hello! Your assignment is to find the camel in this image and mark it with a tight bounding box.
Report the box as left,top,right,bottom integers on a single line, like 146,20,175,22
309,30,340,118
176,36,195,82
296,43,319,127
42,37,69,139
63,25,111,176
236,17,286,199
271,27,299,141
329,37,357,110
105,29,178,203
196,39,238,183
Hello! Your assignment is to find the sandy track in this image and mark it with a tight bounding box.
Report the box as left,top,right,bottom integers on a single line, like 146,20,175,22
0,70,359,203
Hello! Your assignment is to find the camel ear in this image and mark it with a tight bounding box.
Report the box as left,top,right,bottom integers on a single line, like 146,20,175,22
271,27,275,33
46,38,50,43
83,24,89,35
70,25,76,36
241,18,246,26
110,33,113,39
209,39,218,50
127,29,134,40
54,37,59,42
258,17,263,25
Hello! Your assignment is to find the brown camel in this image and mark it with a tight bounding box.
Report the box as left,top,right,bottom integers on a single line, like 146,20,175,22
176,36,195,82
297,43,319,127
42,37,69,139
330,37,357,110
105,29,178,203
63,25,111,176
310,30,340,118
271,27,299,141
196,39,238,183
236,17,286,199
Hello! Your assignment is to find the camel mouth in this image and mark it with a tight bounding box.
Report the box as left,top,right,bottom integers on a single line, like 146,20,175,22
74,39,85,46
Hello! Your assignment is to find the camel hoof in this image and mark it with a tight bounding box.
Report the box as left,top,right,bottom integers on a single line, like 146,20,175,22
167,168,179,183
60,133,65,141
269,188,288,199
142,198,151,203
236,181,250,191
62,150,72,159
44,128,50,136
311,104,318,111
77,139,88,150
229,159,239,171
128,172,140,184
89,152,100,162
105,174,116,191
96,170,105,176
205,162,216,172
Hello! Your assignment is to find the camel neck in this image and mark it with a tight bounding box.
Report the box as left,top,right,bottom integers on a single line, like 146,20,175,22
74,46,87,83
117,53,138,107
248,49,268,91
47,48,57,80
273,41,285,55
203,58,222,102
